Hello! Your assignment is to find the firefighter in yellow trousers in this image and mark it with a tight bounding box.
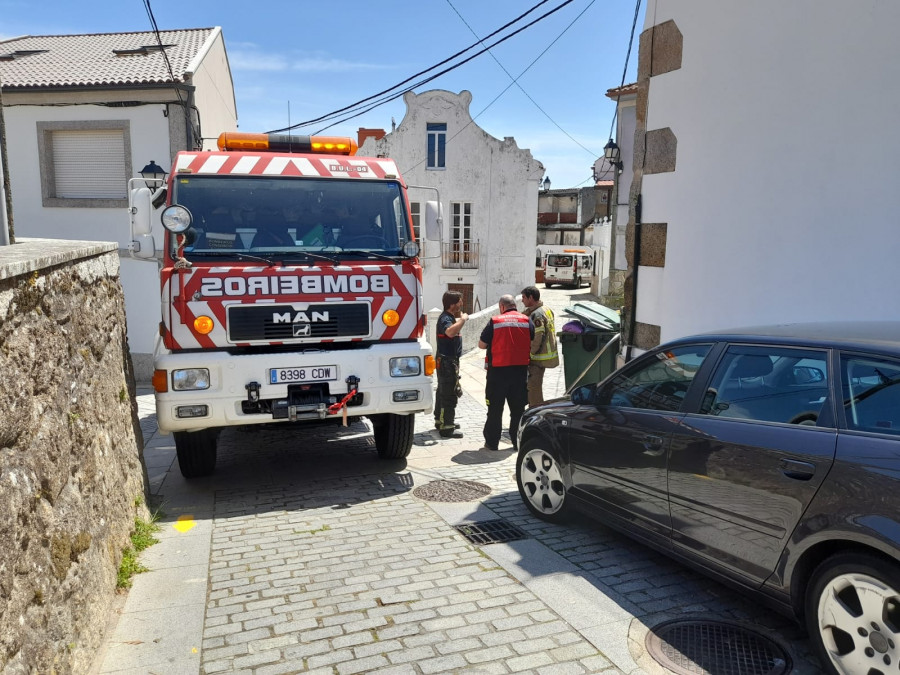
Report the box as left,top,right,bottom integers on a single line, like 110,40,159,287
520,286,559,407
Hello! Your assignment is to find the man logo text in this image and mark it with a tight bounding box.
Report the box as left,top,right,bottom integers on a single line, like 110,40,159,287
273,311,330,324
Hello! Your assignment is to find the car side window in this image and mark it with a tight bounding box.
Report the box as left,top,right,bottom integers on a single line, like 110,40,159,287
700,345,829,425
841,354,900,435
596,344,711,412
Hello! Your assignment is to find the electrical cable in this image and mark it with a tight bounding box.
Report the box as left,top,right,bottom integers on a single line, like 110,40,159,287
606,0,643,147
276,0,576,135
445,0,599,159
143,0,201,147
315,0,582,140
400,0,595,175
268,0,554,133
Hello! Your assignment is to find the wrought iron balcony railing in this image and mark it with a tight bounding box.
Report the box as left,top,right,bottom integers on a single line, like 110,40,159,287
441,241,479,269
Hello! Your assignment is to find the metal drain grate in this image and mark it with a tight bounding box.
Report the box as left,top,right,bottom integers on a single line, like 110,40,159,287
412,480,491,503
454,519,528,545
646,619,791,675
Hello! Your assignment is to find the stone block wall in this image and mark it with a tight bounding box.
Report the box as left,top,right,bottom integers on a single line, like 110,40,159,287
0,238,148,674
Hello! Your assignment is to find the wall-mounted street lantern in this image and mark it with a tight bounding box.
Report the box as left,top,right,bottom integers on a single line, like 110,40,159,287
603,140,624,173
139,160,168,185
139,160,169,208
541,176,551,191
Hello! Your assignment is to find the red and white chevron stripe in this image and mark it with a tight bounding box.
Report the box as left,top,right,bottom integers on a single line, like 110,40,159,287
173,152,401,182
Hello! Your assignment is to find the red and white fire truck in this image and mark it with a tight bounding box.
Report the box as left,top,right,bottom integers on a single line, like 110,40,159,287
129,133,437,477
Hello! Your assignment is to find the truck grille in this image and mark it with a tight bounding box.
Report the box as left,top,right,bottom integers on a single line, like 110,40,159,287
227,302,370,341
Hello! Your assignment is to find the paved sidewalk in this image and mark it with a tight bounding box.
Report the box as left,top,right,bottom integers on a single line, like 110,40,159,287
92,286,819,674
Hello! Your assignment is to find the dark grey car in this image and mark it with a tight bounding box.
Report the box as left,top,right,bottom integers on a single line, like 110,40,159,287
515,322,900,675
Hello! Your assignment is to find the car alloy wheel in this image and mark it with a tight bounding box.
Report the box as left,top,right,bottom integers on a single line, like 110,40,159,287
808,553,900,675
516,443,570,522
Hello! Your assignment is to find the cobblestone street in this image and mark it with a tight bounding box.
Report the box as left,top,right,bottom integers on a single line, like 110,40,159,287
94,285,821,674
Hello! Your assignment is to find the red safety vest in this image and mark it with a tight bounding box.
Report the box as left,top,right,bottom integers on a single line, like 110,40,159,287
490,311,531,367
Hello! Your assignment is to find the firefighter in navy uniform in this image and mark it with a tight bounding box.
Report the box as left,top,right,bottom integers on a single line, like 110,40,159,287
478,294,534,451
434,290,467,438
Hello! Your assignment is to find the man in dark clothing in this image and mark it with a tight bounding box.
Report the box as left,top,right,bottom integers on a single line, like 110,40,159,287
434,290,468,438
478,294,534,451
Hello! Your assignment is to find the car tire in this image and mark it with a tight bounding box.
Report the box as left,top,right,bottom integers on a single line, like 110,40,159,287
544,282,553,289
174,428,218,478
516,439,571,523
574,276,582,288
805,551,900,675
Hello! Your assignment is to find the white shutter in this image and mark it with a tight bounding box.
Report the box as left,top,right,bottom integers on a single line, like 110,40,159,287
52,129,126,199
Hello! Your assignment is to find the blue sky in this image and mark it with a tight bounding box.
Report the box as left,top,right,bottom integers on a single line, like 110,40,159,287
0,0,643,188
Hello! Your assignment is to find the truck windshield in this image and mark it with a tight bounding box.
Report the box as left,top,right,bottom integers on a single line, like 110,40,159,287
169,175,411,259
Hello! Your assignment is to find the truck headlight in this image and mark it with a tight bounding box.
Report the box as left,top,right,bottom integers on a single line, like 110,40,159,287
172,368,210,390
389,357,421,377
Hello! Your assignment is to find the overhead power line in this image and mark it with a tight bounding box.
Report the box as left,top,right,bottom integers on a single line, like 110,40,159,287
445,0,600,159
400,0,596,176
269,0,576,134
269,0,553,133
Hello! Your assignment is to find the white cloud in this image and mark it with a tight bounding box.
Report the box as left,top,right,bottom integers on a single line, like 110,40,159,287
229,45,394,73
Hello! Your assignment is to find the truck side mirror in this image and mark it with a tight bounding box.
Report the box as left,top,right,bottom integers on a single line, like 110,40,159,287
424,200,442,241
129,185,156,259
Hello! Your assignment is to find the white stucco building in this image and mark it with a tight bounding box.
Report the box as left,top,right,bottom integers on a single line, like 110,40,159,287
618,2,900,357
0,28,237,379
358,90,544,314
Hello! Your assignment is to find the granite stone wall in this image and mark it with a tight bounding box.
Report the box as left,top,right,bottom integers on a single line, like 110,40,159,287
0,239,148,674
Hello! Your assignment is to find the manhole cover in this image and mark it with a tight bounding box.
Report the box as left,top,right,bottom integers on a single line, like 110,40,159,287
454,519,528,545
645,619,792,675
412,479,491,502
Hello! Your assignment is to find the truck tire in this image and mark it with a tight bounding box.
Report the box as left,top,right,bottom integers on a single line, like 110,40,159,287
372,414,414,459
174,429,218,478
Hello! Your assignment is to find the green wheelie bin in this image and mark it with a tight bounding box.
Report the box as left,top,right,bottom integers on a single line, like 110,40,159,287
557,301,621,391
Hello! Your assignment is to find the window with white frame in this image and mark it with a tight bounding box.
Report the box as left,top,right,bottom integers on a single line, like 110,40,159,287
426,123,446,169
410,201,421,240
450,202,473,264
37,120,132,207
409,201,425,258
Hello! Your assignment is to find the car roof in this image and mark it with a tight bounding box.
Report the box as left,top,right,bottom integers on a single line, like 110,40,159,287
667,321,900,354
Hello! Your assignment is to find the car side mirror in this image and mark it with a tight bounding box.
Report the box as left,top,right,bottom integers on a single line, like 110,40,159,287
570,385,596,405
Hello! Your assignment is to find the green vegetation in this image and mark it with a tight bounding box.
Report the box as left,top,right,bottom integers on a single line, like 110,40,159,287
116,514,161,589
293,524,331,535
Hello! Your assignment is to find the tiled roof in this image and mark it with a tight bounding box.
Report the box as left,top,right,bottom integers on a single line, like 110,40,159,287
606,82,638,99
0,28,215,89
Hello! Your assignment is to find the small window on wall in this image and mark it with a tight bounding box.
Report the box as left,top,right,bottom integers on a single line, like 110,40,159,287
427,123,446,169
37,120,132,207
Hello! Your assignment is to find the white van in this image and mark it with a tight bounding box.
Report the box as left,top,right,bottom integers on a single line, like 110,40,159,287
544,250,593,288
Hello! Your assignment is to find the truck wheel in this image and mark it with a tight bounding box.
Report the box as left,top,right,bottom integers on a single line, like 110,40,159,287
574,276,582,288
174,429,218,478
372,414,414,459
544,282,553,289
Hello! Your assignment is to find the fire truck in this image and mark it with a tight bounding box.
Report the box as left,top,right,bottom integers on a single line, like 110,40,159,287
129,133,437,477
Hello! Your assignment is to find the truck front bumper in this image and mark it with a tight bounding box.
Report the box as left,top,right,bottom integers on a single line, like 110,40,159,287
153,338,434,433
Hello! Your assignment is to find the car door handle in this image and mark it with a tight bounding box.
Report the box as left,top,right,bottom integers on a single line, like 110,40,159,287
781,459,816,481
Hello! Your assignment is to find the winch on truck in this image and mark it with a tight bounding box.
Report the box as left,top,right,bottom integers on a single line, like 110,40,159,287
128,132,440,477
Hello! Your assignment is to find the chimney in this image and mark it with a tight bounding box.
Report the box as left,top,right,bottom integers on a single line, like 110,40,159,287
357,128,386,148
